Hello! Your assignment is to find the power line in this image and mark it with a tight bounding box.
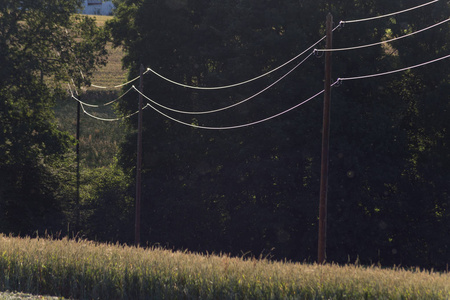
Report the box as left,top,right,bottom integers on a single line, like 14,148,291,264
132,52,315,115
69,80,79,96
80,102,146,122
340,0,439,24
86,1,440,91
144,82,339,130
70,86,135,108
145,53,449,130
76,55,450,124
145,26,340,91
68,81,145,121
88,69,151,89
316,18,450,53
134,0,440,91
66,0,446,126
338,53,450,82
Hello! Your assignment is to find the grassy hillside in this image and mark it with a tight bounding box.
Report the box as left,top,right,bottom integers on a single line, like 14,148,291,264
89,43,128,89
88,15,128,89
88,15,111,27
0,235,449,300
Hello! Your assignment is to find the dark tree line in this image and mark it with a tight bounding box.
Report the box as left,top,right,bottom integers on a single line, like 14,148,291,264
108,0,449,269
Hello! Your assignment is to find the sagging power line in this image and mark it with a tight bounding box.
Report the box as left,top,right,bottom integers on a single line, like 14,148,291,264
338,53,450,82
132,53,449,130
141,0,440,90
69,85,135,107
76,0,446,127
339,0,439,24
145,31,333,91
77,53,450,125
143,85,332,130
68,82,145,121
80,0,441,94
133,52,315,115
80,101,145,122
88,68,151,89
315,18,450,53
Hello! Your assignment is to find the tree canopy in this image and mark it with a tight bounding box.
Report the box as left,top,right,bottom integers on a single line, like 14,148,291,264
0,0,108,234
107,0,449,269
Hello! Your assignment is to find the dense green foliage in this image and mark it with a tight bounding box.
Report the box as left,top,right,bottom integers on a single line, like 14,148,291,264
0,0,107,234
1,235,449,300
108,0,450,270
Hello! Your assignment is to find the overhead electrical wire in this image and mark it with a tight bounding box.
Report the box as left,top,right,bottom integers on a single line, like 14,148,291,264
80,102,146,122
67,80,143,121
88,68,151,89
144,82,339,130
144,0,440,91
69,85,135,108
145,25,340,91
132,52,315,115
146,52,449,130
74,0,445,126
79,53,449,124
70,79,79,96
340,0,439,24
315,18,450,53
79,0,438,91
78,55,450,123
90,77,137,89
338,53,450,82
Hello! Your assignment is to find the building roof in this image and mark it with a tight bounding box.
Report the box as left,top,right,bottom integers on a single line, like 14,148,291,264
81,0,114,15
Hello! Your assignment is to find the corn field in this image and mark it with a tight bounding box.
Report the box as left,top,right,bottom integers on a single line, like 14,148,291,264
0,235,448,299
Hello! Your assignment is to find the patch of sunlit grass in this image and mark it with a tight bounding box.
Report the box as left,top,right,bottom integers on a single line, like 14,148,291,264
89,43,128,91
82,14,128,91
87,15,112,27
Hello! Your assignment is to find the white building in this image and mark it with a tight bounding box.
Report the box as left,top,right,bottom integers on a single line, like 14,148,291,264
81,0,114,15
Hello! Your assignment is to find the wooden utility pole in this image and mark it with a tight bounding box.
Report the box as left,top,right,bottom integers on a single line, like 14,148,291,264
135,64,144,247
318,13,333,264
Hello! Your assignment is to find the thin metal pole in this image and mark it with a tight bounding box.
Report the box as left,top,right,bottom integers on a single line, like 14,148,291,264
135,64,144,247
76,96,81,233
318,13,333,264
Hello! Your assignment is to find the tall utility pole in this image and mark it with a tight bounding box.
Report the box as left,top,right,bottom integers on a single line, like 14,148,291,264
135,64,144,247
318,13,333,264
